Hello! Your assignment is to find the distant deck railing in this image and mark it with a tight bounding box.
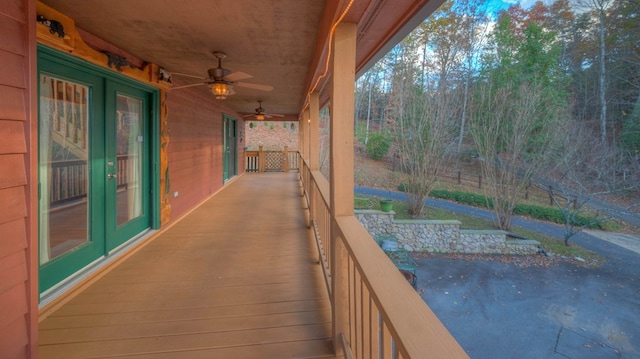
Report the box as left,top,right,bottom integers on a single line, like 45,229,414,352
49,155,132,205
245,146,299,173
299,154,468,358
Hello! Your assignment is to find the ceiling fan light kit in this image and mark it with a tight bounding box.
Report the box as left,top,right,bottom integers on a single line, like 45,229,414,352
211,82,230,99
171,51,273,101
242,100,285,120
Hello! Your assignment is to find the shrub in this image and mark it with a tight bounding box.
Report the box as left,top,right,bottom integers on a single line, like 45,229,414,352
398,183,412,192
418,187,609,230
366,133,391,160
430,189,493,208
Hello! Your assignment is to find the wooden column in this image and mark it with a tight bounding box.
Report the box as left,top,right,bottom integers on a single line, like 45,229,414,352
282,146,289,172
309,91,320,172
258,146,265,173
308,91,320,223
160,90,171,225
304,110,311,165
329,22,356,355
299,113,306,163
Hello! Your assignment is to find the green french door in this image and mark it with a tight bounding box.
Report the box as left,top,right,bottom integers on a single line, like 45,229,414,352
38,47,154,294
223,115,237,183
105,82,151,251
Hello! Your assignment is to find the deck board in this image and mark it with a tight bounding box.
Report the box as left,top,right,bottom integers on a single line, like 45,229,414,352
39,172,337,358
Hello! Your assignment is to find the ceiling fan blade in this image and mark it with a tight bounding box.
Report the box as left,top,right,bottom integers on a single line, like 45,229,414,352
224,71,253,82
236,82,274,92
171,72,207,80
242,113,254,118
269,114,285,117
170,82,206,90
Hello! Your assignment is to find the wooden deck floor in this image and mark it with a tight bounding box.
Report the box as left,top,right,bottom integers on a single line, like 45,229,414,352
39,172,338,358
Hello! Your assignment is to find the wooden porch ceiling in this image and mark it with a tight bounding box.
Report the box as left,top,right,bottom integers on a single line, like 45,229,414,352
39,0,444,118
39,173,340,358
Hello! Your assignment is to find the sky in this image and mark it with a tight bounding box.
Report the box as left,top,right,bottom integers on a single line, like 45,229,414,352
491,0,555,12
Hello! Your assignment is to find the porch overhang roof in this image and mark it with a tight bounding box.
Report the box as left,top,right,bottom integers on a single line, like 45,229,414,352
40,0,444,119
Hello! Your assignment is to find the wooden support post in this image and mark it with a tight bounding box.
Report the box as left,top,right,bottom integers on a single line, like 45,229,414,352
283,146,289,172
308,91,320,224
309,91,320,172
160,90,171,225
299,113,306,164
258,146,265,173
329,22,356,356
303,110,310,165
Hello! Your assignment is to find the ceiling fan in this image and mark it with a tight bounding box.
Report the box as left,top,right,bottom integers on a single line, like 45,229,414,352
243,100,284,121
170,52,273,99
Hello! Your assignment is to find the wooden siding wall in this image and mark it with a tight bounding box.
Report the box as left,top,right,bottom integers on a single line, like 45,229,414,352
165,87,245,220
0,0,36,358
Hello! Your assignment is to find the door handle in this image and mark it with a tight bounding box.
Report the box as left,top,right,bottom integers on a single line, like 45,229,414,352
107,173,117,179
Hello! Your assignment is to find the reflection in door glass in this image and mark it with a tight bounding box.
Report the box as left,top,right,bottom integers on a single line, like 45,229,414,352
39,75,89,263
116,95,143,226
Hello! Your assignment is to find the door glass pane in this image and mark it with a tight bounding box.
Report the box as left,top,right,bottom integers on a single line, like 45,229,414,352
39,75,89,263
116,94,143,226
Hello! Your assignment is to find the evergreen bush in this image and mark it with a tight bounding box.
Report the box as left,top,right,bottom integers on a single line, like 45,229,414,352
366,133,391,160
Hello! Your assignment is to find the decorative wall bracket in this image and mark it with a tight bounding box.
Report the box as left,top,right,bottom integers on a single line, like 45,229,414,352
37,1,173,90
37,15,65,38
158,68,172,84
103,51,134,71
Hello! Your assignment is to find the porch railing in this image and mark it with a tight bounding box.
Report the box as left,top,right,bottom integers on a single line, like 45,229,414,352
299,154,468,358
50,159,88,204
49,155,131,205
245,146,299,173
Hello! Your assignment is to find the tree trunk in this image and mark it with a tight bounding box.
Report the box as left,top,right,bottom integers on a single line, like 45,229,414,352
598,7,607,145
458,68,470,153
365,76,372,144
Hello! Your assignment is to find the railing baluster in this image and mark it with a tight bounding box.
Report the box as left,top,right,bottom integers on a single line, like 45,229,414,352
381,320,393,359
362,285,371,359
355,267,363,358
300,157,467,359
370,299,379,359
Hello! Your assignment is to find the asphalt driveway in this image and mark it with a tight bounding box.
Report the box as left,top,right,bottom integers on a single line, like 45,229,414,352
354,187,640,358
416,255,639,358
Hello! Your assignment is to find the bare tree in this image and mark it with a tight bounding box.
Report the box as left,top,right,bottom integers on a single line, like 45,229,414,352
383,27,461,217
545,124,639,245
390,85,460,217
470,81,564,230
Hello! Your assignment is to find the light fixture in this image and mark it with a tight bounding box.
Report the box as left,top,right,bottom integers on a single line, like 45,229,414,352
256,113,265,121
211,82,230,99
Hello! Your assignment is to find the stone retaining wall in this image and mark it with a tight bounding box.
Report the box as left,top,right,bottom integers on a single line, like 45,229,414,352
355,210,539,255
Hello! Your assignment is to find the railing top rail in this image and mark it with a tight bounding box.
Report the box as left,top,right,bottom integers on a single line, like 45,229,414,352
335,216,468,358
311,170,330,207
301,156,468,359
